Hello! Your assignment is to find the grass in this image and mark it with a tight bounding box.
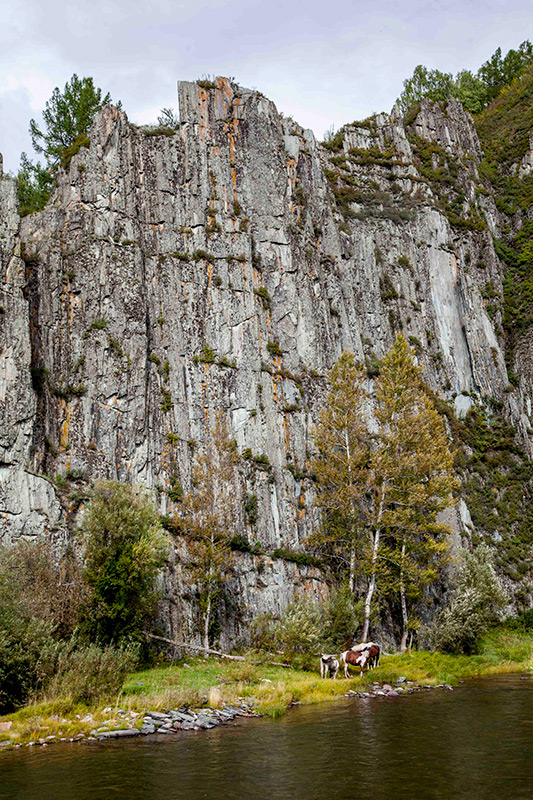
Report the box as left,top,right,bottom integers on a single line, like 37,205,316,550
1,628,531,746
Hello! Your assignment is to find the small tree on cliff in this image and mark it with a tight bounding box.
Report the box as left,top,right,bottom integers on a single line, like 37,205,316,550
310,352,370,592
19,74,116,215
178,413,239,656
30,74,113,168
366,334,458,648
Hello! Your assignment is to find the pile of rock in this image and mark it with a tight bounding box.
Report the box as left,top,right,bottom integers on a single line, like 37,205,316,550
345,678,454,699
98,703,258,741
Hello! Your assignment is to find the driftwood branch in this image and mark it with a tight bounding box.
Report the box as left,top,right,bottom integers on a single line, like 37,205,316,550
146,633,245,661
147,633,293,667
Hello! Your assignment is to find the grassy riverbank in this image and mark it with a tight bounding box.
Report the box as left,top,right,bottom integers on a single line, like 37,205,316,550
1,627,532,748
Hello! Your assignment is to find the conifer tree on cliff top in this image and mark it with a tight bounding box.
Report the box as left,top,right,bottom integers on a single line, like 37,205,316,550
29,74,113,168
19,74,116,216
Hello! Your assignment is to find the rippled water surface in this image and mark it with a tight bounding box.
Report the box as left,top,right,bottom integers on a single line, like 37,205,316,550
1,674,533,800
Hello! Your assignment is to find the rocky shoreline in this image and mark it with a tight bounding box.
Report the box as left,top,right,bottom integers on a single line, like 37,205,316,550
0,702,260,750
344,677,454,699
0,680,458,751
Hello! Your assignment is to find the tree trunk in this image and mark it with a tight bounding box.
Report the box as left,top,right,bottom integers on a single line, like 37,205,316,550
362,486,385,641
203,594,211,658
349,543,356,594
362,527,380,641
399,537,409,653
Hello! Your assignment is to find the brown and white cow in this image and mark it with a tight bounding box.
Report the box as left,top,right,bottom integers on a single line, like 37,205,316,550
341,643,380,677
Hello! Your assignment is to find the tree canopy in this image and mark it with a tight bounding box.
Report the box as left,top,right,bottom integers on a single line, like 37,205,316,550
80,481,169,645
18,74,116,216
172,413,239,655
30,74,113,168
312,335,458,646
398,40,533,115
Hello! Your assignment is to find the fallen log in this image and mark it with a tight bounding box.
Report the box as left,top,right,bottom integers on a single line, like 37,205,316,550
146,633,245,661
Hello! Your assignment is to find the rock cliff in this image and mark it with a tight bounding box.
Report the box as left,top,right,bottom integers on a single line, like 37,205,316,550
1,78,531,640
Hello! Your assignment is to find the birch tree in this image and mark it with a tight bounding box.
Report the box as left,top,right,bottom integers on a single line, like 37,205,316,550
311,353,370,592
312,337,457,648
363,334,458,646
179,413,239,656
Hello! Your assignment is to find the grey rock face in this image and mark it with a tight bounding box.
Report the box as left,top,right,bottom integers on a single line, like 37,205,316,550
0,78,527,642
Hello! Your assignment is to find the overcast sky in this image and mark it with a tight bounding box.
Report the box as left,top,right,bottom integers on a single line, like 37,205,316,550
1,0,533,173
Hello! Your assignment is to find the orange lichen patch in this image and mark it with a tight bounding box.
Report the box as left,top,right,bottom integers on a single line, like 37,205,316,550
287,158,297,188
60,405,70,451
217,76,234,100
271,376,279,405
451,252,459,278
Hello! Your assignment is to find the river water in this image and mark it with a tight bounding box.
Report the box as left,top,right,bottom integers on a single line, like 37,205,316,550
1,674,532,800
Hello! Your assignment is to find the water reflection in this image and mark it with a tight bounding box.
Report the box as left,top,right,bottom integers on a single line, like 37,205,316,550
1,674,532,800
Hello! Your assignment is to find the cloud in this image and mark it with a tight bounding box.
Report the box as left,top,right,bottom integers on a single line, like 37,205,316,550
0,86,35,173
2,0,533,171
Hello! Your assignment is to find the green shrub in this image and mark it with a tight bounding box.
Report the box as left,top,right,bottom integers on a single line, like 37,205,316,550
60,133,90,170
0,539,85,712
272,548,320,567
244,493,258,524
251,588,362,666
254,287,272,310
79,481,170,645
429,545,507,654
0,613,59,713
322,584,364,651
272,600,324,662
168,478,183,502
46,642,137,704
193,344,216,364
228,534,261,555
267,341,284,358
161,389,173,413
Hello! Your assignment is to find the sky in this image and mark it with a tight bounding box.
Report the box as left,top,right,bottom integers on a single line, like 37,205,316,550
1,0,533,173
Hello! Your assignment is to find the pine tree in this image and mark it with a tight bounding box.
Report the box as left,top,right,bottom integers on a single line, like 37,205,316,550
311,352,370,593
29,74,113,168
178,413,239,655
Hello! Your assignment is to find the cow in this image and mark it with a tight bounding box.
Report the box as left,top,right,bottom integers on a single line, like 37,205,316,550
341,643,381,677
350,641,379,654
357,643,380,672
320,654,340,679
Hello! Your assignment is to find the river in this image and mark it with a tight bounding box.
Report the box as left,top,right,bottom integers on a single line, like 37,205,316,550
1,674,532,800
